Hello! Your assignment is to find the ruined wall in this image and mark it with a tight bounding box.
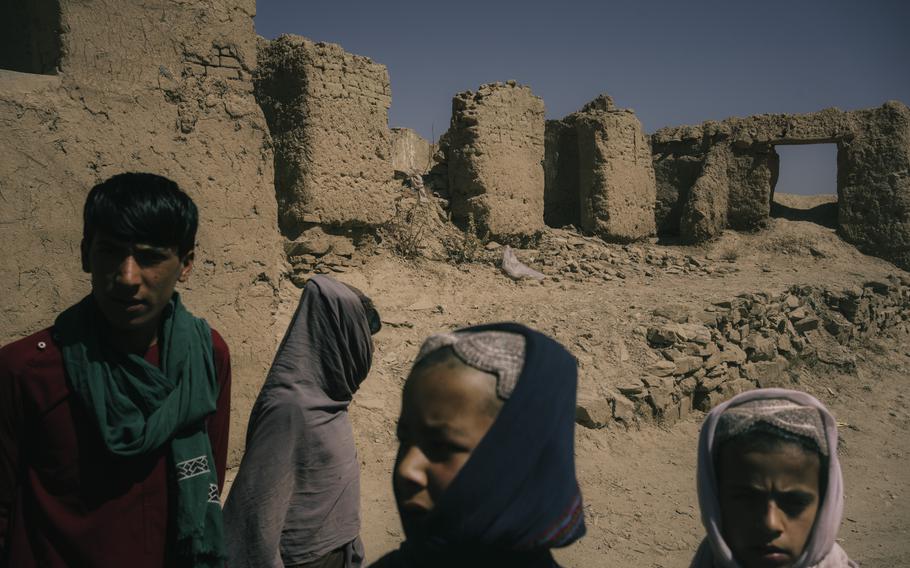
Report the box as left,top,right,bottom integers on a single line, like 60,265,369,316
446,81,545,239
652,102,910,270
652,118,783,240
390,127,432,174
679,144,730,241
0,0,284,465
838,102,910,270
641,277,910,424
572,96,656,242
543,95,655,241
256,35,396,238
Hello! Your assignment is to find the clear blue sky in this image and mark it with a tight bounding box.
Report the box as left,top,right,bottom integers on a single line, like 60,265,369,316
254,1,909,195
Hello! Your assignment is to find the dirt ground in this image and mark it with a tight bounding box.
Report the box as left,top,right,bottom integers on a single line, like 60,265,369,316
227,193,910,567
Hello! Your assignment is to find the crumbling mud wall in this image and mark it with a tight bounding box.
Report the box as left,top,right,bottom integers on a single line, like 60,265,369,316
544,95,656,242
256,35,397,238
446,81,546,239
390,127,432,175
652,102,910,271
572,96,656,242
837,102,910,271
0,0,284,464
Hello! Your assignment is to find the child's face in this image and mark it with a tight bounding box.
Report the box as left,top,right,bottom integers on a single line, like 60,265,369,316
717,442,821,568
394,360,501,537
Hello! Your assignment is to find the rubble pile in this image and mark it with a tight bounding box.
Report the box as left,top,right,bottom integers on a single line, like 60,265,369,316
578,274,910,429
503,230,738,281
284,227,365,284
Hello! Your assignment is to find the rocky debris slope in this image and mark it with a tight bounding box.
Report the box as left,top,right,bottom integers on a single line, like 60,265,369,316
451,229,740,281
577,274,910,429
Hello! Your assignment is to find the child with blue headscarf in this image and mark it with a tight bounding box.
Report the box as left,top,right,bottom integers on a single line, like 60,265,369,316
371,323,586,568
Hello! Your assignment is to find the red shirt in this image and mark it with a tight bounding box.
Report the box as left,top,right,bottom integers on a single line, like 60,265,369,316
0,325,231,568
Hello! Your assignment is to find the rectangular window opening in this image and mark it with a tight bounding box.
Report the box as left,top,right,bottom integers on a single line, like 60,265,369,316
770,143,838,229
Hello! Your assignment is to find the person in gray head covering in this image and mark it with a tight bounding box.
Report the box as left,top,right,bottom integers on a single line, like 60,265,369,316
224,275,381,568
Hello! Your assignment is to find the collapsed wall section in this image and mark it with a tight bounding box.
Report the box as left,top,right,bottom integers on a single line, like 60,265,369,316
679,144,730,241
446,81,545,239
0,0,284,464
256,35,396,237
652,119,782,241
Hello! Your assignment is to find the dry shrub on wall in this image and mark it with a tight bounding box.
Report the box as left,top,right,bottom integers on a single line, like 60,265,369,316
380,196,490,265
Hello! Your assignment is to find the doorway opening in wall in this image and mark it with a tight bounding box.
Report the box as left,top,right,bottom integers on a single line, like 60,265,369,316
0,0,61,75
770,143,838,229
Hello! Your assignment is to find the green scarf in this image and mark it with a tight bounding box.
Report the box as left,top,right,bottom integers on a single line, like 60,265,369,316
56,293,225,567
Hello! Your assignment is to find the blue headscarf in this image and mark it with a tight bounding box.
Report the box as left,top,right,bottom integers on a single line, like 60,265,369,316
382,322,585,568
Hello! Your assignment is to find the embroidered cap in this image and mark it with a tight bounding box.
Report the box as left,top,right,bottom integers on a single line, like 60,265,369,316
416,330,526,400
715,398,829,456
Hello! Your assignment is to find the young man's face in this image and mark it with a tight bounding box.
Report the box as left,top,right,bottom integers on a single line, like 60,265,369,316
718,442,821,568
82,232,194,333
393,359,501,538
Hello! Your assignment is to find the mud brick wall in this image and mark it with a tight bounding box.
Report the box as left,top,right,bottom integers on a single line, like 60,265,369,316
544,95,655,241
572,96,656,242
837,102,910,271
256,35,397,238
446,81,546,240
0,0,284,465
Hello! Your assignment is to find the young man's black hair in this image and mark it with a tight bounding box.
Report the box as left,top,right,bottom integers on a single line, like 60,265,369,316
82,172,198,263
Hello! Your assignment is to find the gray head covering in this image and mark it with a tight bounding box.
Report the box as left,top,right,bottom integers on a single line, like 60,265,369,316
224,276,373,568
415,331,526,399
714,398,829,456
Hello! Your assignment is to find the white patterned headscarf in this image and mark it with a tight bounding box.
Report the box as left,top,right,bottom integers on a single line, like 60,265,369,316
690,388,857,568
415,331,526,400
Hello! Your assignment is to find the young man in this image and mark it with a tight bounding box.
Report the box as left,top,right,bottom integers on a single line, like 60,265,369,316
0,173,231,568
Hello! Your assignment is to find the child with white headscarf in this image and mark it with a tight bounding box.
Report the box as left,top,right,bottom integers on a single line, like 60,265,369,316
691,388,857,568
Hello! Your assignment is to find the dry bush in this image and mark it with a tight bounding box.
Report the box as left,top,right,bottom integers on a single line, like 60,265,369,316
381,197,435,259
718,244,740,262
442,213,486,264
